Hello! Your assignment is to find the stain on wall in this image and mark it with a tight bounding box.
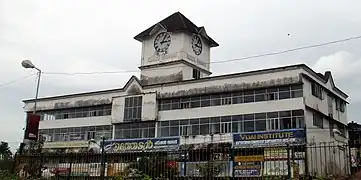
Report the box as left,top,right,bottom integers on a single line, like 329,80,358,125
141,71,183,85
158,75,301,98
53,99,111,109
127,84,142,95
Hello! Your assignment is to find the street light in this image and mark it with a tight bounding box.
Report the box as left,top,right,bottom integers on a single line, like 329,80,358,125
88,137,106,179
21,60,41,114
19,60,42,155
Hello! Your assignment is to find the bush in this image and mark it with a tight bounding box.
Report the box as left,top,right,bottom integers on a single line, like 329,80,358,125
0,170,20,180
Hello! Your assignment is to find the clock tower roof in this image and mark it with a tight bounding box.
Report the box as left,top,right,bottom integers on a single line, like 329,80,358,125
134,12,219,47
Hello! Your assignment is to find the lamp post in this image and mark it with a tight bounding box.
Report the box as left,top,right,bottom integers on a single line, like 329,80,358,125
89,137,106,179
21,60,41,114
19,60,42,154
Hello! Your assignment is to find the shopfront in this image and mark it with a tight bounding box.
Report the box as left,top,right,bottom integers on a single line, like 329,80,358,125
103,137,180,153
232,129,306,178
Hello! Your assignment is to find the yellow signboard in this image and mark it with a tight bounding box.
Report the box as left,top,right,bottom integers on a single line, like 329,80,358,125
43,141,88,149
234,155,264,162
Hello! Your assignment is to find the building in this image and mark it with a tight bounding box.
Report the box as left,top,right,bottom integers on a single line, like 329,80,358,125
348,121,361,173
22,12,350,177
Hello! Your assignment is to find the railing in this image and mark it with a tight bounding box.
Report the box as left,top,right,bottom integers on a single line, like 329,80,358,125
13,142,355,180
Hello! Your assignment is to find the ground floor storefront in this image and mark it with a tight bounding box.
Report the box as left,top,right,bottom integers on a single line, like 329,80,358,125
19,128,350,178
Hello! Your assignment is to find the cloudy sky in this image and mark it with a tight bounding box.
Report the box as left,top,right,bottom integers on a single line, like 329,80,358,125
1,0,361,151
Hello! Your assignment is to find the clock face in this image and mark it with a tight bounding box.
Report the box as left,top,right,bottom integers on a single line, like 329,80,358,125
191,35,202,56
154,32,171,53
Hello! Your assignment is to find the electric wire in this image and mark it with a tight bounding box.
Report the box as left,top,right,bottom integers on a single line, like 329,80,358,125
0,73,37,88
41,35,361,75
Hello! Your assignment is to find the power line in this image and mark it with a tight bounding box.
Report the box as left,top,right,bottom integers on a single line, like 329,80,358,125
0,73,37,88
42,35,361,76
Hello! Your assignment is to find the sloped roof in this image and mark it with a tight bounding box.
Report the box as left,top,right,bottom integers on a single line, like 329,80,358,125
23,64,348,102
134,12,219,47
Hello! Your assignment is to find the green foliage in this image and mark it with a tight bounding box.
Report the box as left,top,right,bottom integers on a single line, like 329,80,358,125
118,155,178,179
195,162,224,177
0,170,20,180
0,142,12,158
0,141,14,172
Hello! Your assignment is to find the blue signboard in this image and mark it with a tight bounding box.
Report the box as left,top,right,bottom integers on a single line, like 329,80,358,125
233,129,305,148
103,137,180,153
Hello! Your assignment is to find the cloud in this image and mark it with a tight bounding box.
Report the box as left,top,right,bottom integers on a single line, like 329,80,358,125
313,51,361,80
2,0,361,151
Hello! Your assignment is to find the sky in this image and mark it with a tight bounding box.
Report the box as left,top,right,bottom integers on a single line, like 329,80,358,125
1,0,361,152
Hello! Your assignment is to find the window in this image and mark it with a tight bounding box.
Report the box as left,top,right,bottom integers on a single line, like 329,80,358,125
267,118,279,130
190,96,201,108
266,88,279,101
279,86,291,100
124,96,142,122
158,85,304,111
311,83,323,99
221,94,232,105
313,113,323,128
340,101,346,112
244,90,255,103
329,121,334,137
244,121,255,132
291,84,303,98
192,69,201,79
200,95,211,107
180,98,191,109
38,105,112,121
87,131,95,140
39,125,113,142
255,89,266,102
221,122,231,133
328,95,333,117
155,109,304,137
180,125,191,136
117,122,155,139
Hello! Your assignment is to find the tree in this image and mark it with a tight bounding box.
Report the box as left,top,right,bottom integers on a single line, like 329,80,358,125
196,162,224,177
15,140,45,179
0,142,13,171
122,154,178,179
0,142,12,159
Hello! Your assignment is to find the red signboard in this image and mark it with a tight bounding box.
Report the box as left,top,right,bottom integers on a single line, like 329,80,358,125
24,114,40,140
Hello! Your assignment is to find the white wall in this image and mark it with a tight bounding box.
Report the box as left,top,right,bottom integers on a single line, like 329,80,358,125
302,70,348,125
142,92,157,121
181,33,211,70
304,109,350,177
24,91,124,111
145,69,303,96
141,31,182,67
39,116,112,129
111,96,124,124
141,31,210,70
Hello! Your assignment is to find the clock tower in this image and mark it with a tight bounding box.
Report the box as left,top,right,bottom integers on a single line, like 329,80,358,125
134,12,219,85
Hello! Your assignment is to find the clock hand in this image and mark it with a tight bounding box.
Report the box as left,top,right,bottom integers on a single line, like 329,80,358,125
160,40,170,44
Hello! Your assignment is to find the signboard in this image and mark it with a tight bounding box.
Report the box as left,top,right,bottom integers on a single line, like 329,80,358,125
24,114,40,140
233,129,305,148
233,155,263,177
43,141,89,149
103,137,180,153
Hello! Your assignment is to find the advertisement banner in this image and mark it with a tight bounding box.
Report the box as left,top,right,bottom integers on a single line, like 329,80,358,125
233,129,305,148
42,141,89,149
234,162,262,177
24,114,40,140
104,137,180,152
233,155,263,177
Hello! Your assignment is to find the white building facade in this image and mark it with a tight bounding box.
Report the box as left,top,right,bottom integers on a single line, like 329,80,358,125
22,12,349,177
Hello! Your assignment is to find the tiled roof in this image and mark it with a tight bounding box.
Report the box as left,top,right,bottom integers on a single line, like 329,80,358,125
134,12,219,47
